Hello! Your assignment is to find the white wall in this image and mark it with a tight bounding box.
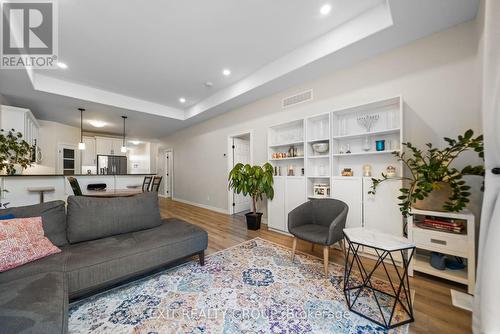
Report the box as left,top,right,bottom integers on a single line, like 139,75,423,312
161,19,484,217
25,120,80,174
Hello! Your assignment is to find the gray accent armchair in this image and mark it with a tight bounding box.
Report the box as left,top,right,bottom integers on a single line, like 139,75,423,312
288,198,348,277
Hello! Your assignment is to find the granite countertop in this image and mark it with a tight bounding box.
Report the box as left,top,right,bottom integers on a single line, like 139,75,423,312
0,174,155,177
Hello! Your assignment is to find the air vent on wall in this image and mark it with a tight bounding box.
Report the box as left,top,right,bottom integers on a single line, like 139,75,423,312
282,89,313,109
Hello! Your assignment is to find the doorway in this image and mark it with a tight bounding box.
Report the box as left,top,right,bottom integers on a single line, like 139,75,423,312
164,149,173,198
228,131,253,215
57,144,79,175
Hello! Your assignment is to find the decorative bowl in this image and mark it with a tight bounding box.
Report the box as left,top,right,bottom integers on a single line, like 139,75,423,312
312,143,329,154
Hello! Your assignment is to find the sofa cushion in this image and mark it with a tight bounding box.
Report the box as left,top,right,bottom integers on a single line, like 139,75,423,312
66,191,162,244
65,218,208,298
0,250,67,284
0,201,68,246
0,272,67,334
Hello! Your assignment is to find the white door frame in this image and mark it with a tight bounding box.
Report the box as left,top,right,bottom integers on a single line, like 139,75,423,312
227,130,254,215
164,149,173,198
57,143,80,175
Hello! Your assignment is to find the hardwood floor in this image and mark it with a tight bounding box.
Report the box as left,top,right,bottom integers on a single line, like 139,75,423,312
160,198,472,334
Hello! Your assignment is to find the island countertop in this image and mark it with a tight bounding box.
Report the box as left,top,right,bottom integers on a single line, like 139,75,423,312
0,174,156,207
0,173,155,177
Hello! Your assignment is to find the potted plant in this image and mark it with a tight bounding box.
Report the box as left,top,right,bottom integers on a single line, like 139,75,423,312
228,162,274,230
0,129,33,175
369,129,484,217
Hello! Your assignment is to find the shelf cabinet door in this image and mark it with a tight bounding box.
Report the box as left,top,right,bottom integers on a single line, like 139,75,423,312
268,177,286,232
285,177,306,233
363,178,403,236
332,178,363,229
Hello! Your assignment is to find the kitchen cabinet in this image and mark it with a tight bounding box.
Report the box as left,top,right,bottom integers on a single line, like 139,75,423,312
95,137,125,156
81,136,96,166
111,138,126,156
0,105,39,146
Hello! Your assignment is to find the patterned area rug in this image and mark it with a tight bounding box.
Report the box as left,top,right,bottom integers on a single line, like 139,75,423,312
69,238,410,333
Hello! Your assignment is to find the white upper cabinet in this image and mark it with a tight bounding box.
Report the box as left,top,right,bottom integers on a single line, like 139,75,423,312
95,137,114,156
81,136,96,166
0,105,39,146
111,138,126,156
96,137,126,156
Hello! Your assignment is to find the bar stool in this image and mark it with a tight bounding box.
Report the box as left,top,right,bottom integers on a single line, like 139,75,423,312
27,186,55,203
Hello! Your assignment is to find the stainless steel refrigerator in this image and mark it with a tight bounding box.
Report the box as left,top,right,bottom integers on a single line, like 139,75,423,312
97,155,127,175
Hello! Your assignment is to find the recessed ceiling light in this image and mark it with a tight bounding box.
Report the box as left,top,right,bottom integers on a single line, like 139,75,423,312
57,62,68,69
129,140,141,145
204,81,214,88
320,3,332,15
88,120,107,128
222,69,231,76
179,97,186,103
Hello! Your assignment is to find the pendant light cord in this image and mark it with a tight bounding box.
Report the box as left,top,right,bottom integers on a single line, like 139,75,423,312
122,116,127,146
78,108,85,142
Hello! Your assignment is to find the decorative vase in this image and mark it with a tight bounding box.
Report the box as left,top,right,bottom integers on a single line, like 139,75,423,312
376,140,385,151
363,136,371,151
412,182,453,212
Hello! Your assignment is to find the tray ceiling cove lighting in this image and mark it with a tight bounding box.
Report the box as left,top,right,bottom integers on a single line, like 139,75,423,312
88,120,106,128
121,116,128,153
78,108,85,150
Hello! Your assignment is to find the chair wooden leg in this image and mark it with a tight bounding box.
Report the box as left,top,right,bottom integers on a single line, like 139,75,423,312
323,246,329,278
291,237,297,261
311,243,314,252
199,251,205,266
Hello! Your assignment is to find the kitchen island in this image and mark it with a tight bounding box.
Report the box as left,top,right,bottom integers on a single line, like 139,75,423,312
0,174,155,207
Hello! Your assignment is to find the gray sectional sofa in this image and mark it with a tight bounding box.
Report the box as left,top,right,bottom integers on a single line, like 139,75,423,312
0,192,208,334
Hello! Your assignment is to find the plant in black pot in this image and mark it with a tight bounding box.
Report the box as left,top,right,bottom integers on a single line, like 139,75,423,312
369,129,484,217
228,162,274,230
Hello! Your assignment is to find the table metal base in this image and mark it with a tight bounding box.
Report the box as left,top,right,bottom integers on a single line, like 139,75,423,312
343,234,415,330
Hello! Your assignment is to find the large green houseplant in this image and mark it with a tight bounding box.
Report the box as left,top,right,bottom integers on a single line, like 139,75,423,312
0,129,33,175
370,129,484,217
228,162,274,230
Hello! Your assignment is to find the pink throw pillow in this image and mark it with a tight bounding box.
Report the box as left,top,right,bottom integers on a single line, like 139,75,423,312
0,217,45,239
0,217,61,272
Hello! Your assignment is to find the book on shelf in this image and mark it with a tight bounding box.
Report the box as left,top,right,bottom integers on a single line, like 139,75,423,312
415,216,466,234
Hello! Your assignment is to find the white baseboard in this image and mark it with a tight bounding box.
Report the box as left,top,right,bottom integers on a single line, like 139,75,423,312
172,197,229,214
450,289,473,311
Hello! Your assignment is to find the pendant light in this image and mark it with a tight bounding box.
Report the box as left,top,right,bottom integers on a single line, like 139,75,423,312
121,116,127,153
78,108,86,150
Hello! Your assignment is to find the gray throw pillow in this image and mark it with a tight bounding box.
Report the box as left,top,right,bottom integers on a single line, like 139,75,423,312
66,192,162,243
0,201,68,246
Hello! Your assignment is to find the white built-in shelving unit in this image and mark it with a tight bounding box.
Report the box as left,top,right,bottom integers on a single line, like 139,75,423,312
267,96,404,240
408,209,475,294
